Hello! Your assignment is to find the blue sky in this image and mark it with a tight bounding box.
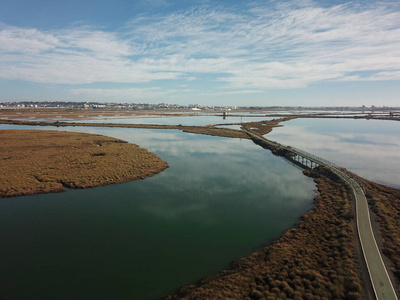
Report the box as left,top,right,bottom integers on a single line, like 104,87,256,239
0,0,399,106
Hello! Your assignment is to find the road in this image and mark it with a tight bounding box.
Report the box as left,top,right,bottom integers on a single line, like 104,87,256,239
330,168,398,300
245,130,398,300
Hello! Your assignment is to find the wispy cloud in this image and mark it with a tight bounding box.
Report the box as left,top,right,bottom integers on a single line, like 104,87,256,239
0,0,399,99
70,87,168,100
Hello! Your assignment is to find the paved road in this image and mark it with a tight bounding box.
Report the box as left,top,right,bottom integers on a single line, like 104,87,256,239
330,168,398,300
245,131,398,300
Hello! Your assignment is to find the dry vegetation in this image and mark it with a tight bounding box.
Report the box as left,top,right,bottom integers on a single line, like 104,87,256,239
0,108,194,120
0,130,168,198
163,167,364,300
182,126,249,139
0,119,249,139
241,117,296,136
2,111,399,298
0,109,284,140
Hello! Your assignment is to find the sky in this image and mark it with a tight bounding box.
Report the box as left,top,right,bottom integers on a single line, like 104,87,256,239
0,0,399,107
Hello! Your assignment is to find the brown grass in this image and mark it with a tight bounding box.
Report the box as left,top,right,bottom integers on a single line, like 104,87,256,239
241,117,297,136
182,126,249,139
163,167,364,300
0,108,195,120
0,119,249,139
0,130,168,198
3,111,398,297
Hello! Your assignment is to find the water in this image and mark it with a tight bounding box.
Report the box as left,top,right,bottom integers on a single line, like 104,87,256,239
267,118,400,188
0,125,315,299
215,124,243,130
63,114,273,126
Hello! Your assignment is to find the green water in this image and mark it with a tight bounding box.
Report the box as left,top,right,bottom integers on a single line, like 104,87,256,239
0,126,316,299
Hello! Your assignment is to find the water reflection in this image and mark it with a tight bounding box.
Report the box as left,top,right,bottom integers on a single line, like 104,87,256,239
267,118,400,188
71,114,273,126
0,124,315,299
215,125,243,130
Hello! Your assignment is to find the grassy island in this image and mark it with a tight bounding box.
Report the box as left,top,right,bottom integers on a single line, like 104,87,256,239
1,111,399,299
0,130,168,198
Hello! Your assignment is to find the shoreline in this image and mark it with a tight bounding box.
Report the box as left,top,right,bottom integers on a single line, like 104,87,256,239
163,167,399,299
0,130,168,198
0,108,399,122
163,167,366,299
1,112,398,298
0,119,250,139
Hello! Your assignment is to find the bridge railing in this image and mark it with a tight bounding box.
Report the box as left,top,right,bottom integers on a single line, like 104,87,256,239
245,130,367,193
287,146,367,193
284,145,341,169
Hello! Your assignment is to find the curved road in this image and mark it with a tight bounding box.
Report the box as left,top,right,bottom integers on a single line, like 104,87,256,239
245,131,398,300
329,168,398,300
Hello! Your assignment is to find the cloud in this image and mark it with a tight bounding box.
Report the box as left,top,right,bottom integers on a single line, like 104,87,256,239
0,26,59,53
0,0,399,98
70,87,168,100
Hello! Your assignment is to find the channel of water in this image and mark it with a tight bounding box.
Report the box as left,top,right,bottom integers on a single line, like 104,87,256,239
0,123,315,299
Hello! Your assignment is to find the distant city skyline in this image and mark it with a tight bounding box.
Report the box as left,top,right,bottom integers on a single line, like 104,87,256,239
1,0,399,106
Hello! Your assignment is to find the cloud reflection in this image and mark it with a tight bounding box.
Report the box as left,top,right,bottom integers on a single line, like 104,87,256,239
132,136,316,222
268,119,400,188
0,124,316,223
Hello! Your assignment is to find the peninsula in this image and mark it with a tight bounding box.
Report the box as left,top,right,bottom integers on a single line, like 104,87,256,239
0,130,168,198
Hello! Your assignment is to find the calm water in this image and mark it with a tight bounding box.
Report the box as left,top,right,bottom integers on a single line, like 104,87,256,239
0,125,315,299
267,118,400,188
65,114,273,126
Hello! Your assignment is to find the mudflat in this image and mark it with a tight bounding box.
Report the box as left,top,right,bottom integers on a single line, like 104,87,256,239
0,130,168,198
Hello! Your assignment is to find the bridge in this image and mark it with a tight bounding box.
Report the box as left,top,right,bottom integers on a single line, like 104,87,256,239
244,130,398,300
